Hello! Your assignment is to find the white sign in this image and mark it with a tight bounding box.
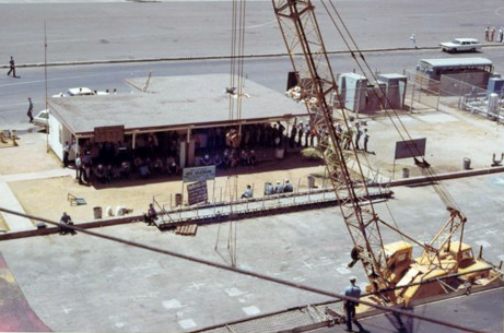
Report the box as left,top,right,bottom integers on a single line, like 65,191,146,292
183,165,216,183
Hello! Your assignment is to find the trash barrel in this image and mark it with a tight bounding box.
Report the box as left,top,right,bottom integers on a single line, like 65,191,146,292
402,168,410,178
463,158,471,170
175,193,183,206
93,206,102,219
307,175,316,189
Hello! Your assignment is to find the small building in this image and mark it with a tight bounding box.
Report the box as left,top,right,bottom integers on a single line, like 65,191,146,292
47,74,307,168
416,58,493,94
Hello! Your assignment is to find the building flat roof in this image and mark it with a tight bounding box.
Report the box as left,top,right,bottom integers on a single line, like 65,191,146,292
49,74,307,135
419,57,493,68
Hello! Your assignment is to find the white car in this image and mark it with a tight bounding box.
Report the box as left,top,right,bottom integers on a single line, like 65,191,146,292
440,38,481,53
52,87,111,98
33,109,49,128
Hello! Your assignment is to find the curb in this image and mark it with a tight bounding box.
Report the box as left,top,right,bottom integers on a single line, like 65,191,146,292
1,44,503,69
384,166,504,187
0,46,450,69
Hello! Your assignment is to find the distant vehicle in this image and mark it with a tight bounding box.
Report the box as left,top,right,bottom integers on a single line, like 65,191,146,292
440,38,482,53
52,87,112,98
33,109,49,128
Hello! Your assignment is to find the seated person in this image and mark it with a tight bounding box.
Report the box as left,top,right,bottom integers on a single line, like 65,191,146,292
213,153,223,168
152,157,164,174
202,154,212,166
264,182,273,196
223,149,231,169
240,150,248,166
283,179,293,192
247,150,257,166
144,203,158,226
139,164,151,178
59,212,76,235
241,184,253,199
273,180,284,194
94,164,107,183
120,161,131,179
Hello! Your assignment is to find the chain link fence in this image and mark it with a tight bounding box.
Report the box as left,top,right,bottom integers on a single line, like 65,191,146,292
404,70,504,122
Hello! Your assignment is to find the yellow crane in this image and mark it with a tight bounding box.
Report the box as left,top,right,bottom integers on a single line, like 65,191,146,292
272,0,503,306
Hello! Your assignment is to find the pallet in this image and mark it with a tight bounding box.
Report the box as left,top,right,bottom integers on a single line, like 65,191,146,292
175,224,198,236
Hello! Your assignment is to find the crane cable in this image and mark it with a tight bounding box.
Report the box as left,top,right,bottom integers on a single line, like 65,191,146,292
0,206,487,333
320,0,460,211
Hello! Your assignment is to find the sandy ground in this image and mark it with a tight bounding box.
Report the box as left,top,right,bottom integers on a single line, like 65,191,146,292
7,163,326,223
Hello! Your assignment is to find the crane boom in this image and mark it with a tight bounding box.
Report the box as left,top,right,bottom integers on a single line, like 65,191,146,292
272,0,390,293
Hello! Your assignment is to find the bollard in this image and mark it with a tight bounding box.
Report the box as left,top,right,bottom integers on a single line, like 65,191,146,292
93,206,102,219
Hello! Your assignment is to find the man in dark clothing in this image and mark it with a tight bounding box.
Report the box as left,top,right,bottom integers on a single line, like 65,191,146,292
59,212,76,235
144,203,158,226
7,56,16,77
27,97,34,123
63,141,70,168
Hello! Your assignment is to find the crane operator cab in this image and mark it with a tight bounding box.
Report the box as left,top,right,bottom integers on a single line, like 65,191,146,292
384,241,413,285
442,241,493,283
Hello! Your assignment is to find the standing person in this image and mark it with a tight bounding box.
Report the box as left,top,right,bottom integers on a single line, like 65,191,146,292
289,118,297,148
344,277,363,332
26,97,34,123
499,27,504,43
6,56,16,77
62,141,70,168
490,26,496,42
355,124,363,150
485,26,490,41
363,129,370,153
409,33,417,48
75,153,83,184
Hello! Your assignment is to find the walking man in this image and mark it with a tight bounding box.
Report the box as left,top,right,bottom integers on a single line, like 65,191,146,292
499,27,504,43
485,26,490,41
344,277,363,332
27,97,34,123
490,26,496,42
409,33,417,48
75,153,84,184
363,129,369,152
6,56,16,77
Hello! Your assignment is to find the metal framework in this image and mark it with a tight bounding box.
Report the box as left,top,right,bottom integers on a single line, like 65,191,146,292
272,0,390,294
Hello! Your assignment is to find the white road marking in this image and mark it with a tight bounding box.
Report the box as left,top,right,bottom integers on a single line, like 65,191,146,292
178,319,197,330
225,287,244,297
162,299,182,310
242,305,261,316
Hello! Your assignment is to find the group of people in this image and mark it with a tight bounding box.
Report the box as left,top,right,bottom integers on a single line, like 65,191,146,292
485,26,504,43
337,122,373,154
72,137,181,185
198,148,257,169
264,179,294,196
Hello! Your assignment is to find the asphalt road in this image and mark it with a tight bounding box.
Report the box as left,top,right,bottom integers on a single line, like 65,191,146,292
2,47,504,129
0,0,504,64
1,0,504,127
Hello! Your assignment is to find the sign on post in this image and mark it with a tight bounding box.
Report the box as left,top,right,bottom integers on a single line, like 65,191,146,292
394,138,426,160
187,180,208,206
183,165,216,183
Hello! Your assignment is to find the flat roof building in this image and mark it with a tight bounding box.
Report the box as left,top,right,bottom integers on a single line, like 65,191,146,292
47,74,307,169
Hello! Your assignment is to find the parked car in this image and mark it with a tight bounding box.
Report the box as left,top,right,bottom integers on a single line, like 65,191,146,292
440,38,481,53
33,109,49,128
52,87,111,98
